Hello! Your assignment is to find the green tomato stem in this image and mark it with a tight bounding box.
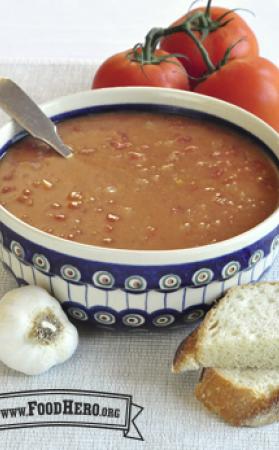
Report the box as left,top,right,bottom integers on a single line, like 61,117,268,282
183,25,216,73
205,0,213,17
143,27,164,62
129,2,240,77
149,13,216,74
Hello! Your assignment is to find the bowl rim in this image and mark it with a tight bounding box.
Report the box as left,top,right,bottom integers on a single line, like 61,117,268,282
0,86,278,265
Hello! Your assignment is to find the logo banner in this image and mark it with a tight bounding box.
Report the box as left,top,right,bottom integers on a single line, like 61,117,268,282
0,389,144,441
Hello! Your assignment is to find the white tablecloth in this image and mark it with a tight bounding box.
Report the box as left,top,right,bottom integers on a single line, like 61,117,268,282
0,62,278,450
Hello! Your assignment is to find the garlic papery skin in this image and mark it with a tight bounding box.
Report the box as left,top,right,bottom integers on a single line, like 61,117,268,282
0,286,78,375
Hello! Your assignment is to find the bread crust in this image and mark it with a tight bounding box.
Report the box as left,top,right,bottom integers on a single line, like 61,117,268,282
196,368,279,426
172,293,226,372
172,299,221,372
172,328,200,373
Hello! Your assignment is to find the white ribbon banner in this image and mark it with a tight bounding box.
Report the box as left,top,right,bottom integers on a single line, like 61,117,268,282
0,389,144,441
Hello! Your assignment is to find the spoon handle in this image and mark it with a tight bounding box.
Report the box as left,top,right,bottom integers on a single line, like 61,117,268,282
0,78,72,158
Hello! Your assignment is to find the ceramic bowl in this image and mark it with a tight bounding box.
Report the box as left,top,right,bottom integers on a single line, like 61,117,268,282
0,87,278,330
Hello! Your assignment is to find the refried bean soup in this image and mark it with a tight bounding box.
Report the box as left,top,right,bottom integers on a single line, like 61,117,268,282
0,110,278,250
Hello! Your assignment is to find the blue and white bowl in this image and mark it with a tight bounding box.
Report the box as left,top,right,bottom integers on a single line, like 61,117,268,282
0,87,278,330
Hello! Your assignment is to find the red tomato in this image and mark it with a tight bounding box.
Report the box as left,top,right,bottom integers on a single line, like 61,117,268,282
92,49,189,90
194,57,279,132
161,7,259,80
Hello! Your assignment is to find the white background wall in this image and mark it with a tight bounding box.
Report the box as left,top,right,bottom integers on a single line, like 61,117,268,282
0,0,277,65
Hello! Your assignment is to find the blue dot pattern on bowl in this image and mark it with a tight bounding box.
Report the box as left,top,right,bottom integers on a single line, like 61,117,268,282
192,268,214,286
1,224,278,289
0,223,278,329
92,271,115,289
159,274,181,291
32,253,50,273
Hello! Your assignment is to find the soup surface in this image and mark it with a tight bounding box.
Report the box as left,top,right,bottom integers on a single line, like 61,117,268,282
0,111,278,250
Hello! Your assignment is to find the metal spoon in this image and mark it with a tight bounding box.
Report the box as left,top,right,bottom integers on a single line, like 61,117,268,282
0,78,73,159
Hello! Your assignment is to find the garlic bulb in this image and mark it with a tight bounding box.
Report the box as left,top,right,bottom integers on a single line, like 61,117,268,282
0,286,78,375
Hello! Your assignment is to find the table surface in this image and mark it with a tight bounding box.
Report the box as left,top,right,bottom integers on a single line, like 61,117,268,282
0,1,278,449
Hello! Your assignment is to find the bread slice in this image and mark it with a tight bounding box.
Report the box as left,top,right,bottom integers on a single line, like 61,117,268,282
196,368,279,426
173,282,279,372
